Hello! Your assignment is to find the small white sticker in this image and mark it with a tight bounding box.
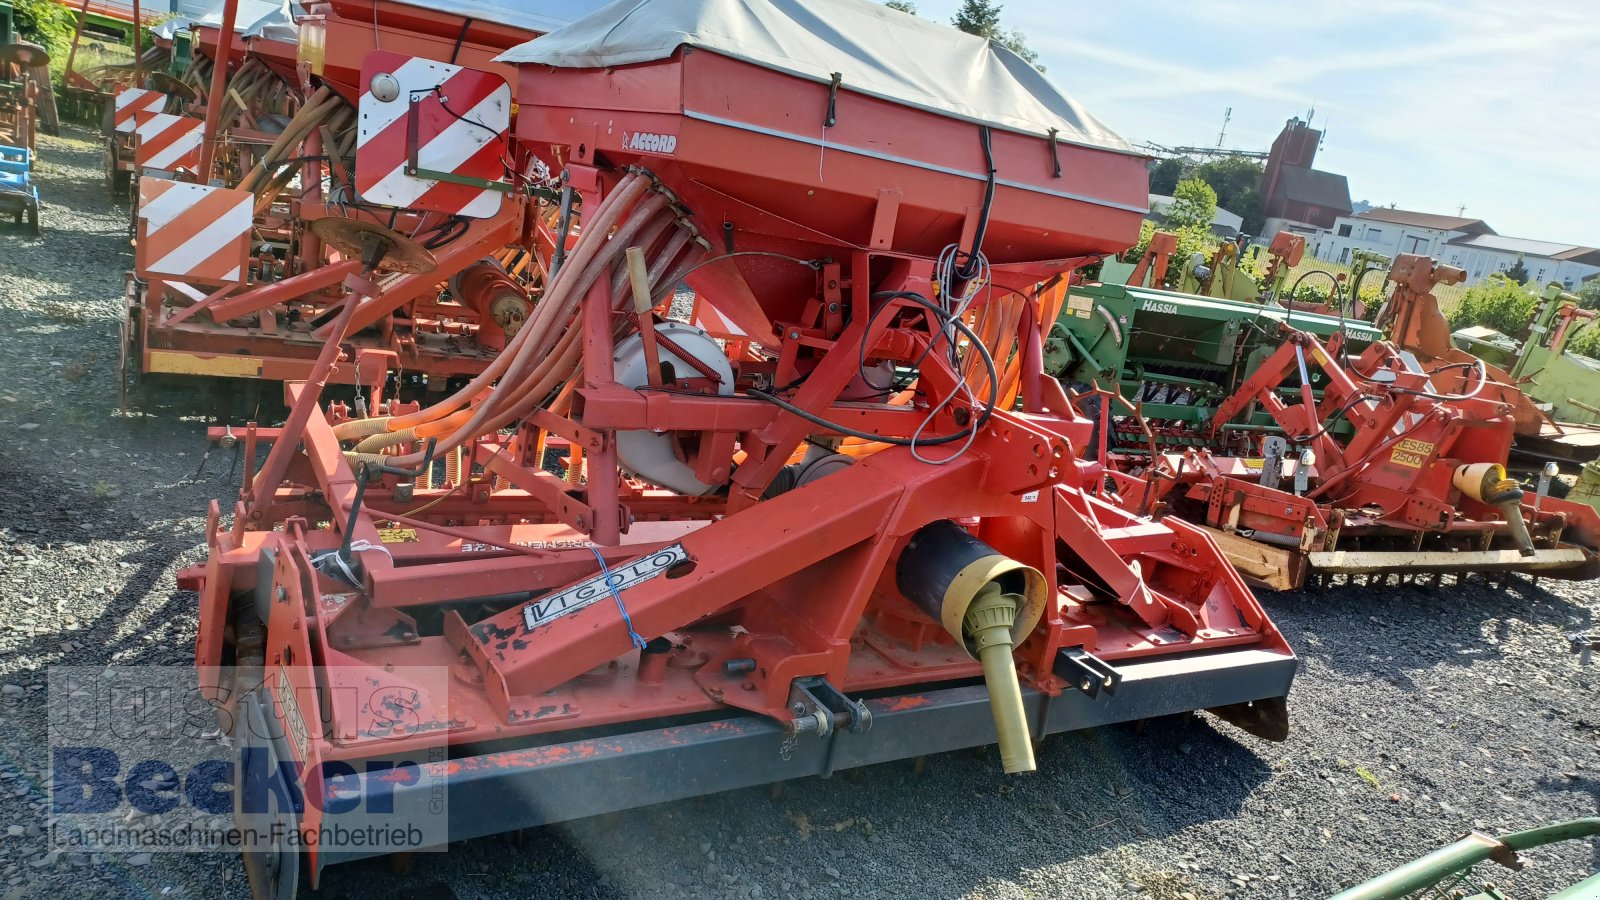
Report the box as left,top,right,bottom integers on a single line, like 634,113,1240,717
275,663,311,762
1021,490,1041,503
522,544,689,630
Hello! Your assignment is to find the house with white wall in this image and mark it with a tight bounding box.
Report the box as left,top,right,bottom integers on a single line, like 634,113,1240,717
1311,208,1494,267
1440,235,1600,289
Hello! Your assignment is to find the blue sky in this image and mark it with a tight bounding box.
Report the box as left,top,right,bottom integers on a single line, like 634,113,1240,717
905,0,1600,247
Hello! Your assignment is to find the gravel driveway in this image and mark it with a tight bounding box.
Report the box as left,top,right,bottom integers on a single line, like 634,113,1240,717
0,127,1595,900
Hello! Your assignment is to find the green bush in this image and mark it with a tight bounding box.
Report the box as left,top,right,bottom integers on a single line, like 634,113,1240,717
1445,274,1539,340
1288,278,1332,305
1123,220,1220,288
1569,322,1600,359
1577,279,1600,311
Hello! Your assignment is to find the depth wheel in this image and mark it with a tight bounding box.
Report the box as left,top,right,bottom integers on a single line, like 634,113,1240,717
104,139,132,196
102,138,117,192
127,173,139,236
118,297,144,413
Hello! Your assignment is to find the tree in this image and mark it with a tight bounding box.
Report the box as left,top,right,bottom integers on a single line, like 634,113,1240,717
1504,254,1530,285
951,0,1044,72
952,0,1003,35
1149,157,1188,196
1166,177,1217,231
1189,156,1265,235
13,0,76,62
883,0,919,13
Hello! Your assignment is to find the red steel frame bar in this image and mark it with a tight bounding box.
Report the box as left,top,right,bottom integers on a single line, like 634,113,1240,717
198,0,241,181
131,0,141,83
64,0,91,88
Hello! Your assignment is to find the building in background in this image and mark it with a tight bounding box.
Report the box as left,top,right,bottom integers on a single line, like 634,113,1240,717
1310,208,1600,287
1441,235,1600,288
1258,117,1353,239
1313,208,1494,267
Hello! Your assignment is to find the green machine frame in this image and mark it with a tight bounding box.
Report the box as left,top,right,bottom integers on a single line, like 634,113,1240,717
1045,281,1385,451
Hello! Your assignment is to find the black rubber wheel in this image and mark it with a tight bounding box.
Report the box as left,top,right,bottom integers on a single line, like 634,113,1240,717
27,204,38,235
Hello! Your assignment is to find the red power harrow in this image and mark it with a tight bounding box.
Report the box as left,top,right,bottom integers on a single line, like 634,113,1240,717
1118,326,1600,589
181,19,1295,896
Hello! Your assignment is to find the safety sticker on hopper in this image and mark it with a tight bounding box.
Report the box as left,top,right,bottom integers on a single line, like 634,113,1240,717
1389,438,1435,468
522,544,689,630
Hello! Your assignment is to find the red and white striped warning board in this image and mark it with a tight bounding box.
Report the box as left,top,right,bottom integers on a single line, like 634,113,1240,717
355,50,509,219
113,87,167,133
133,114,204,173
135,181,253,285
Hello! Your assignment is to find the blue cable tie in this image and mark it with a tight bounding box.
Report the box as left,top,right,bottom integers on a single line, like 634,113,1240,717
590,546,648,650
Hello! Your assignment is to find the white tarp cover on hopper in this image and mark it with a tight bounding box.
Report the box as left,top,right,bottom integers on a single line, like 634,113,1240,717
396,0,619,36
496,0,1136,154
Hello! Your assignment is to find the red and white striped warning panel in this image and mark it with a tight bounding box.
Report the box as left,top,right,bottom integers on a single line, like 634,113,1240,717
113,87,167,133
135,181,253,285
133,114,204,173
355,50,509,219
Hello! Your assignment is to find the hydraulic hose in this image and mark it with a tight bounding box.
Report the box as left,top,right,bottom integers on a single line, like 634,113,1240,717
334,172,651,441
390,195,677,453
373,218,700,469
339,177,700,473
387,219,700,465
364,183,698,466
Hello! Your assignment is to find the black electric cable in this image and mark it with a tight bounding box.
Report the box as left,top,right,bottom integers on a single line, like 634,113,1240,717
749,292,998,447
954,126,996,282
1289,392,1387,445
856,290,955,393
419,215,469,249
1283,269,1345,338
414,85,522,185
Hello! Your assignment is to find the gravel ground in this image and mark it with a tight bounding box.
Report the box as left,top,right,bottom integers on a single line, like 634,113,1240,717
0,128,1596,900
